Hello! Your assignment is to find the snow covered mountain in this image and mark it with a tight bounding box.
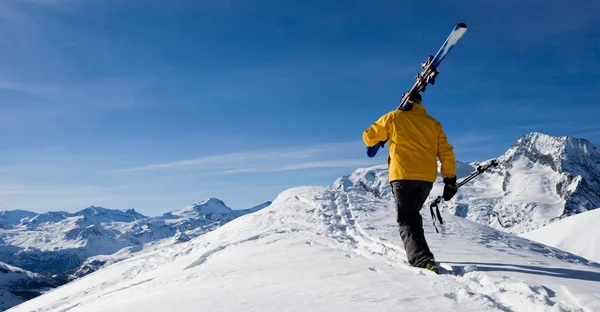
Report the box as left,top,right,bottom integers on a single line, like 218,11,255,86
0,262,62,311
70,199,272,278
0,211,37,229
0,199,271,279
521,208,600,263
335,132,600,234
7,172,600,312
502,132,600,211
452,132,600,233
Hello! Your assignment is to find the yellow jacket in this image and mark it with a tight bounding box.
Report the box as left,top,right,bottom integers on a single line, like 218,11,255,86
363,103,456,182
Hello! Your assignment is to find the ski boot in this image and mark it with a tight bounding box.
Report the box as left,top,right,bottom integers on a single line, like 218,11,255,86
424,260,440,274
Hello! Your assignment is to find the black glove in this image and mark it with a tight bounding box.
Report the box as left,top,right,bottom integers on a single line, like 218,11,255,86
442,176,457,201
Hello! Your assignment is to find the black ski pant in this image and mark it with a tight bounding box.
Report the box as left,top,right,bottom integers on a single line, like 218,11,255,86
391,180,434,267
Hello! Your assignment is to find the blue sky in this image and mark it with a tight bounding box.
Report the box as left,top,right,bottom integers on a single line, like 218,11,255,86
1,0,599,215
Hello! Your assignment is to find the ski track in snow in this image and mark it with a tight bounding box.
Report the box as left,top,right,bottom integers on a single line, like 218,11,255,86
310,190,574,312
184,234,263,270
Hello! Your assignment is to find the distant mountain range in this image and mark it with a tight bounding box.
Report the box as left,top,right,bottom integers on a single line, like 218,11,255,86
0,198,271,280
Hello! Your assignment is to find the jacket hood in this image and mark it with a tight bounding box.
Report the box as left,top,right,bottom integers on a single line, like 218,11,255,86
409,102,427,113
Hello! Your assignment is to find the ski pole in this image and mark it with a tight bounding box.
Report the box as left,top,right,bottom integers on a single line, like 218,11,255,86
429,159,499,233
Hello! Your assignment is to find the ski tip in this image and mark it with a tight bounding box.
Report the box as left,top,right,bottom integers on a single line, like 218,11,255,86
457,22,467,29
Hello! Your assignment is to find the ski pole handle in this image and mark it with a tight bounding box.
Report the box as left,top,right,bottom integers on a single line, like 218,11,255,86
430,196,443,209
366,141,386,158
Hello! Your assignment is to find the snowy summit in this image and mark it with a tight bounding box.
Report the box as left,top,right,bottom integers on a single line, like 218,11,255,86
445,132,600,234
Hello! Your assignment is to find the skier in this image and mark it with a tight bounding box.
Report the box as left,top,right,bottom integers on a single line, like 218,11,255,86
362,91,457,274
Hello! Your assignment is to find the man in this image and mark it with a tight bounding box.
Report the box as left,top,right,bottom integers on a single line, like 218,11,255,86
362,91,457,274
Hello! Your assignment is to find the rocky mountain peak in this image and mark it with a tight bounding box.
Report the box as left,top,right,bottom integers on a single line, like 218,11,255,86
502,132,600,173
74,206,147,224
500,132,600,215
190,198,233,215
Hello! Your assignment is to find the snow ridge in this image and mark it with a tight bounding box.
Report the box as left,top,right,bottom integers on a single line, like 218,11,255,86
521,208,600,263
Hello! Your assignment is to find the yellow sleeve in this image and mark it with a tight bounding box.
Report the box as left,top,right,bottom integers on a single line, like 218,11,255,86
437,127,456,179
363,113,391,147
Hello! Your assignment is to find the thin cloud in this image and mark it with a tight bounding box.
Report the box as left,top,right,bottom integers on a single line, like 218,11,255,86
0,183,126,197
223,159,380,174
0,80,64,97
113,141,364,173
0,182,147,212
119,152,261,172
0,77,152,105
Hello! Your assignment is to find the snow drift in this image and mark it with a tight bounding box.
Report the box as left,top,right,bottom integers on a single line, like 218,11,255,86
521,208,600,264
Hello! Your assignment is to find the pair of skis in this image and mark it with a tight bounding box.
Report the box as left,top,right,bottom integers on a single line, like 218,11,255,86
366,22,468,158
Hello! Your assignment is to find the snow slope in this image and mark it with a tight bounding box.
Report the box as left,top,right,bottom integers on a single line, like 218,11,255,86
71,231,194,279
9,176,600,312
521,208,600,264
